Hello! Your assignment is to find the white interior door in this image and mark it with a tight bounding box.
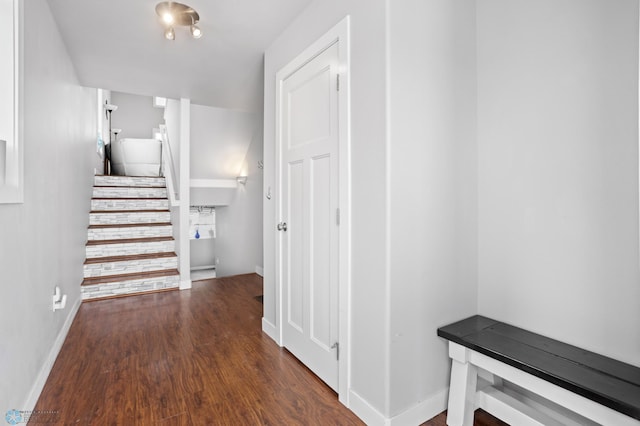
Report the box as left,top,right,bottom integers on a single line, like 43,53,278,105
280,42,340,391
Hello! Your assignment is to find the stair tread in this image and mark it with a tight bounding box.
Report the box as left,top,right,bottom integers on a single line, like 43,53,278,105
92,197,168,200
84,251,177,265
82,269,180,286
88,222,172,229
90,209,171,214
83,287,178,302
86,236,174,246
94,185,166,189
95,174,165,178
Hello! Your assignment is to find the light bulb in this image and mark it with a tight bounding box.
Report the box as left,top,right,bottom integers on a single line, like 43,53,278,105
164,27,175,40
190,24,202,39
162,12,174,25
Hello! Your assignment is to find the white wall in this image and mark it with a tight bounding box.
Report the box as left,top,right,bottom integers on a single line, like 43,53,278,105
477,0,640,366
388,0,478,418
0,0,98,410
263,0,389,418
215,121,264,277
190,104,256,179
189,103,264,277
110,91,164,140
189,103,257,209
190,237,217,269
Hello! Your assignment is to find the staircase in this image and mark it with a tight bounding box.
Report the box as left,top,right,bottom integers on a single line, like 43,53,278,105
81,175,180,301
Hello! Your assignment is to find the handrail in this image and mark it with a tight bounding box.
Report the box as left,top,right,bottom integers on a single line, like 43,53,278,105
159,124,180,206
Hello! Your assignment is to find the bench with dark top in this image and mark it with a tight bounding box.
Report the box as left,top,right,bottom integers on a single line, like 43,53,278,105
437,315,640,425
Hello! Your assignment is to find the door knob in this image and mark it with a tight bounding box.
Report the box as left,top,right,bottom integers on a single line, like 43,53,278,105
277,222,287,232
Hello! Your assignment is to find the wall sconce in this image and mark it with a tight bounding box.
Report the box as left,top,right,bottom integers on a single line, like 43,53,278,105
236,176,247,185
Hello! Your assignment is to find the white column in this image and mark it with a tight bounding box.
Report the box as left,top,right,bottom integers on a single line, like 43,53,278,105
179,98,191,289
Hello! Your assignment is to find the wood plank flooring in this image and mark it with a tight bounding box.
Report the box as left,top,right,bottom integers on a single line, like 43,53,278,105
423,410,508,426
32,273,507,425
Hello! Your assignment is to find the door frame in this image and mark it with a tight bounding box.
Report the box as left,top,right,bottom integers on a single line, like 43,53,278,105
274,15,351,405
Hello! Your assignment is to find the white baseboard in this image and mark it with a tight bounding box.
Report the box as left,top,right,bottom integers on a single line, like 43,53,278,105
348,388,447,426
261,317,280,345
23,296,82,411
179,279,192,290
255,265,264,277
388,389,448,426
348,389,387,425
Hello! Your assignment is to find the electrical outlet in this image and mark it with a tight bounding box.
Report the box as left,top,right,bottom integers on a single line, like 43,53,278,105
52,286,67,312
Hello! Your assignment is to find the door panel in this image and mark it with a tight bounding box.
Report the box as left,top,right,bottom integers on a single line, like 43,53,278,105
288,67,332,148
287,160,305,332
310,154,332,348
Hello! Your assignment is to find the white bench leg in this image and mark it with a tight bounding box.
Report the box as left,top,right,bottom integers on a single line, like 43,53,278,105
447,342,478,426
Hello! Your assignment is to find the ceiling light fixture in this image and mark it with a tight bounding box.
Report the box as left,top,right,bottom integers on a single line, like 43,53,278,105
155,2,202,40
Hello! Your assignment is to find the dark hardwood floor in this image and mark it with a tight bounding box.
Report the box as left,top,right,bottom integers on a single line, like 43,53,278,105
423,410,508,426
32,273,506,425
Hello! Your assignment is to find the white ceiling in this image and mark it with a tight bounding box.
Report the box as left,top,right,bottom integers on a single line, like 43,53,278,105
46,0,312,111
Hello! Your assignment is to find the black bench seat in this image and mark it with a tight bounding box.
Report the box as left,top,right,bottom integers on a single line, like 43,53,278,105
438,315,640,423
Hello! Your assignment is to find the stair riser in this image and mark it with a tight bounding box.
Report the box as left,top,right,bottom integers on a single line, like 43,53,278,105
88,226,173,241
94,176,166,187
81,275,180,300
91,199,169,211
86,240,175,258
89,211,171,225
84,257,178,278
93,187,167,199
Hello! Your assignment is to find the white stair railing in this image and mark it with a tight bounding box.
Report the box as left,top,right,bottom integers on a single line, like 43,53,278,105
159,124,180,206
